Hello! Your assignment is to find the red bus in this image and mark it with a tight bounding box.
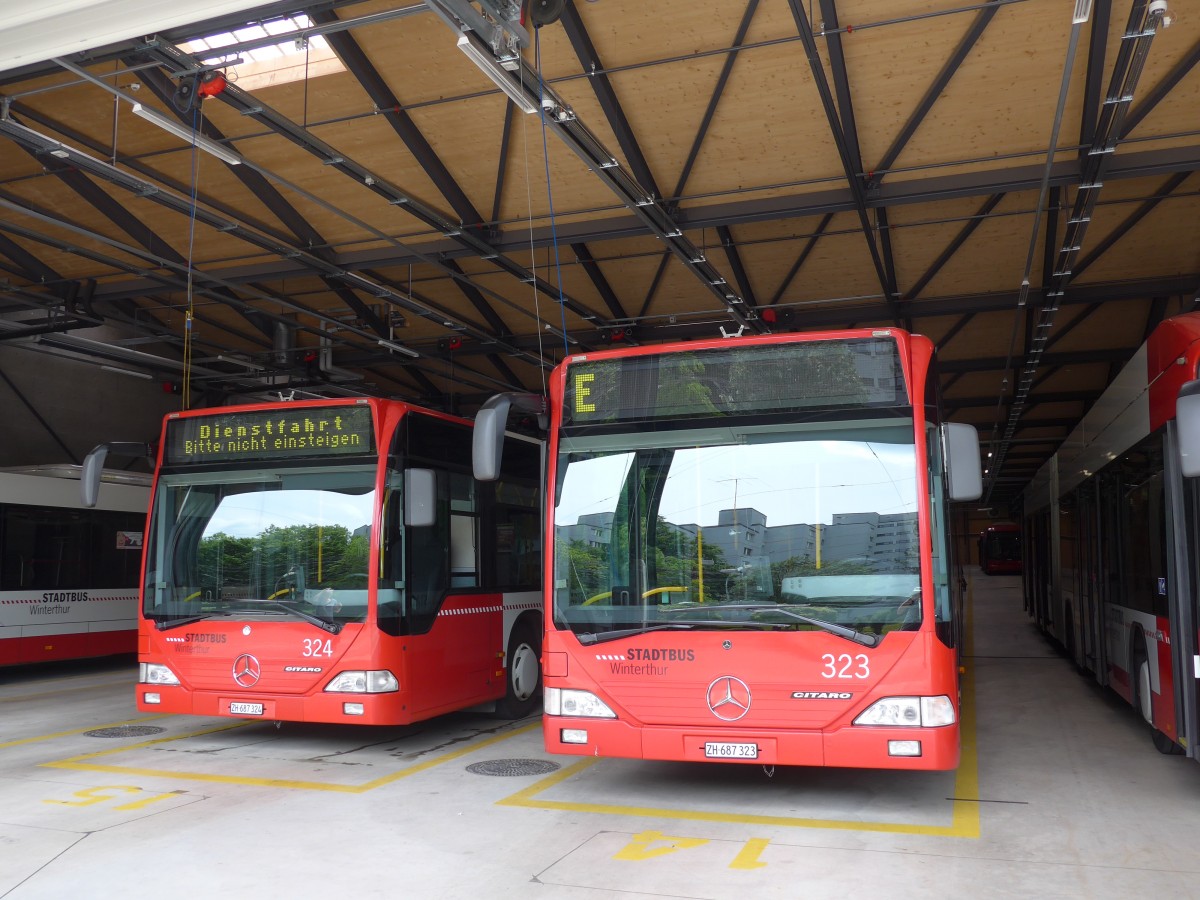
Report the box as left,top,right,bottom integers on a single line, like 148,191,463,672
474,328,982,769
86,398,543,725
1024,311,1200,758
979,522,1022,575
1,466,148,665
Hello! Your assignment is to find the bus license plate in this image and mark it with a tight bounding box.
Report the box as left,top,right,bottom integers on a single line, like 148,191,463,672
230,702,264,716
704,741,757,759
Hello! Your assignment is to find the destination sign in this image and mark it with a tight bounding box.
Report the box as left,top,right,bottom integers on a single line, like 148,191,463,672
563,338,905,426
165,405,375,465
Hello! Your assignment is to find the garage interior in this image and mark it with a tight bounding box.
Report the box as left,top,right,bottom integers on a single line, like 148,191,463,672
0,0,1197,521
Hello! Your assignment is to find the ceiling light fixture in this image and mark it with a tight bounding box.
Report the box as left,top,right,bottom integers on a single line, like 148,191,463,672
378,338,420,358
100,364,153,380
456,34,538,114
130,103,242,165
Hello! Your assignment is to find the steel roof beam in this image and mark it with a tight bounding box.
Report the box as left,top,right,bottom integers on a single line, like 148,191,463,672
490,103,516,226
669,0,760,204
571,243,627,320
934,313,976,352
559,3,662,205
818,0,865,180
905,194,1005,300
1120,37,1200,139
1071,171,1192,279
787,0,894,322
108,142,1199,286
939,347,1132,373
131,45,604,331
717,226,758,310
868,1,1000,187
769,213,832,307
310,9,484,228
1079,0,1112,158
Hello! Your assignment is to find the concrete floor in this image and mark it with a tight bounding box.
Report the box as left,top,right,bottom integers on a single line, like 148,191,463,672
3,574,1200,899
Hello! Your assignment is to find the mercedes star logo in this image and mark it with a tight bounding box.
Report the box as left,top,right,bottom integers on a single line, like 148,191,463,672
232,653,261,687
706,675,751,721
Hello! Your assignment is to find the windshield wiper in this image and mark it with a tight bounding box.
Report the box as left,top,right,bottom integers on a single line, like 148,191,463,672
699,603,881,647
156,612,229,631
577,619,780,646
235,599,343,634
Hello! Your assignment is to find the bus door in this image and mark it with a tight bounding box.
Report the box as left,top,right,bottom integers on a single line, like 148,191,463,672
1096,470,1122,686
1077,483,1101,674
387,422,500,719
1165,423,1200,759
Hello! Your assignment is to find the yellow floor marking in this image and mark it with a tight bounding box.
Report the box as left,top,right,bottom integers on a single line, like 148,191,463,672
0,715,169,749
498,584,982,838
39,720,539,793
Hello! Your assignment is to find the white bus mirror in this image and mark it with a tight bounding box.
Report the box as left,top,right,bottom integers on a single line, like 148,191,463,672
405,468,437,527
472,392,547,482
1177,380,1200,477
81,442,153,507
472,404,506,482
943,422,983,501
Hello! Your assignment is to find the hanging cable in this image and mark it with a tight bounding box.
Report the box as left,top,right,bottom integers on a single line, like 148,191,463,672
520,41,547,391
181,104,204,410
534,27,570,359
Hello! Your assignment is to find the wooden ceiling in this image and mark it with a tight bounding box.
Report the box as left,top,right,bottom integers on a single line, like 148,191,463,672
0,0,1197,508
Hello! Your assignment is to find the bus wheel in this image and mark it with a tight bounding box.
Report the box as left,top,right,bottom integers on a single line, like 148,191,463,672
1151,727,1184,755
495,623,542,719
1132,636,1153,726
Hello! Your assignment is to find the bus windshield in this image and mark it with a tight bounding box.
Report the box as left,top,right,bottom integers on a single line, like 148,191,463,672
553,418,920,642
144,465,376,630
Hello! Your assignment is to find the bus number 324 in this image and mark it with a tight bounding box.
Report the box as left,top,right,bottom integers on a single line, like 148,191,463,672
302,639,333,657
822,653,869,679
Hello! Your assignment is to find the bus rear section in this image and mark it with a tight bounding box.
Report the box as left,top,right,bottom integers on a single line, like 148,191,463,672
1,466,149,665
128,398,542,725
477,328,981,769
979,523,1022,575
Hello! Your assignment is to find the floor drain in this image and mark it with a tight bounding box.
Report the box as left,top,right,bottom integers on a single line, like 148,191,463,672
466,758,560,777
84,725,166,738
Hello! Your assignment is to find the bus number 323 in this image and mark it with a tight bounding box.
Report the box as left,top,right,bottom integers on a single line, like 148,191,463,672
822,653,869,679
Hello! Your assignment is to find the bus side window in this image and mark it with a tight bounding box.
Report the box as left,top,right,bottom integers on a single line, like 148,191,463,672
488,436,540,589
450,471,478,588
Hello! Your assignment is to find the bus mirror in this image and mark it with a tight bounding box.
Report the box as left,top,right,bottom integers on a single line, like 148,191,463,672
943,422,983,501
405,468,436,527
472,403,506,482
1177,380,1200,477
472,392,547,482
81,445,109,508
81,441,153,507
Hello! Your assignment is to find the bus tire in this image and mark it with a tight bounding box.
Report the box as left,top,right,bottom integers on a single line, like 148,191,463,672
1130,631,1153,726
1130,630,1185,755
494,621,542,719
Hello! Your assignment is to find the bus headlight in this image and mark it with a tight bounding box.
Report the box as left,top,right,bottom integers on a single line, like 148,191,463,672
139,663,180,685
324,670,399,693
853,695,956,727
544,687,616,718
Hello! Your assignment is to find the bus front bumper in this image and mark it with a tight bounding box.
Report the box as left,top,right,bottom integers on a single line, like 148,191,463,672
137,685,414,725
543,715,960,770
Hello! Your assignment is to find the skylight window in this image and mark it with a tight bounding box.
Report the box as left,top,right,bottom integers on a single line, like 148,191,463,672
182,15,345,92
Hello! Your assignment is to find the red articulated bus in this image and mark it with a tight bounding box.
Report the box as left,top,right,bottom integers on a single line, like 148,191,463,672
1,466,148,665
979,522,1022,575
86,398,542,725
1023,311,1200,759
474,328,982,770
